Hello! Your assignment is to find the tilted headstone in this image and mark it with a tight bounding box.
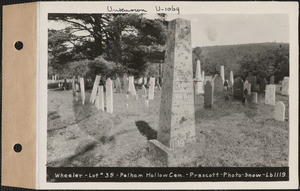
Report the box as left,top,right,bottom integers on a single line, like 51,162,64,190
123,75,129,93
265,84,276,106
95,86,104,111
213,75,223,94
230,71,234,85
270,76,275,84
90,75,101,103
115,77,122,93
149,18,195,166
250,92,258,103
79,77,85,105
106,78,113,114
220,65,225,83
148,77,155,100
195,60,204,95
204,81,213,108
128,76,136,96
274,101,285,122
233,77,244,100
281,77,289,95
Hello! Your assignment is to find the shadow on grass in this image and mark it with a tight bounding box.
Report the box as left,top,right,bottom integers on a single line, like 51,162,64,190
135,121,157,140
47,141,98,167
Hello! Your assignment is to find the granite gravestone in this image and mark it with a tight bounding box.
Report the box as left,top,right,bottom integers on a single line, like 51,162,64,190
265,84,276,106
213,75,224,94
274,101,285,122
204,81,213,108
149,18,196,167
233,77,243,100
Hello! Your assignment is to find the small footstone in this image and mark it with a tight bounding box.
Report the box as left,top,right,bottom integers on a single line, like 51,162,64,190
274,101,285,122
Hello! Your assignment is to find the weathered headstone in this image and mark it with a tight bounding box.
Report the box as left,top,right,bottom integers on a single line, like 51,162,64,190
281,77,289,95
106,78,113,114
115,77,122,93
265,84,276,106
213,75,223,94
250,92,258,103
270,76,275,84
95,86,104,111
220,65,225,83
89,75,101,103
137,77,143,85
233,77,243,100
149,18,196,167
279,80,283,85
148,77,155,100
79,77,85,105
230,71,234,85
128,76,137,96
274,101,285,122
195,60,204,94
204,81,213,108
123,75,129,93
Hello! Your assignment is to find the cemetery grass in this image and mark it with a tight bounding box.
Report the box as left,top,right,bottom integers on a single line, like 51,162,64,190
47,87,289,167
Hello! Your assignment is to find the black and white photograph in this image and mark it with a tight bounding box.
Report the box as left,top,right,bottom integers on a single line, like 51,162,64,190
44,2,296,186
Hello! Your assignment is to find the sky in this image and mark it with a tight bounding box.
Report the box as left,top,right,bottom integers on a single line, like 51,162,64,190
146,14,289,47
49,14,289,48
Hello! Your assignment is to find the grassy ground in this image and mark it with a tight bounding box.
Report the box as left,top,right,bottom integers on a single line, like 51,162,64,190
47,86,289,167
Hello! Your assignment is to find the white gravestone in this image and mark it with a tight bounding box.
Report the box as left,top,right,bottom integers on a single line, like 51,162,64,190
281,77,289,96
265,84,276,106
106,78,113,114
128,76,137,96
148,77,155,100
79,78,85,105
274,101,285,122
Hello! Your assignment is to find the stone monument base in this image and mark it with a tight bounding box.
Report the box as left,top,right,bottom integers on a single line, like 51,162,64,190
148,139,196,167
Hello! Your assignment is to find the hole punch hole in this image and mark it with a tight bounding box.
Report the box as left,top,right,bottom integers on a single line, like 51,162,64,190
14,143,22,153
14,41,23,50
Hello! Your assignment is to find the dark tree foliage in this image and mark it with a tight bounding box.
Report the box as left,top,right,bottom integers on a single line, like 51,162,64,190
48,13,167,79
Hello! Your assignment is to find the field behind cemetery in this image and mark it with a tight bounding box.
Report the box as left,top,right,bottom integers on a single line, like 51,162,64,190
47,87,289,167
